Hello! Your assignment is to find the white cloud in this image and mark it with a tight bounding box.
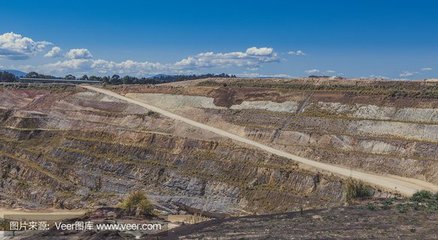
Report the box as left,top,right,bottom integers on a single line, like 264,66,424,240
91,59,165,75
399,71,415,77
421,67,432,71
326,70,336,74
245,47,274,56
44,59,92,71
16,46,281,76
305,69,320,74
44,46,62,58
288,50,306,56
41,59,166,76
65,48,93,59
0,32,51,60
174,47,278,70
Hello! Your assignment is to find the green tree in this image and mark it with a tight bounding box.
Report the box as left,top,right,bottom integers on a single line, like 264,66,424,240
25,71,39,78
0,71,16,82
65,74,76,80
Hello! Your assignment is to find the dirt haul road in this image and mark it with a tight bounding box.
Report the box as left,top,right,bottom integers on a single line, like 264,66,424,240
81,85,438,196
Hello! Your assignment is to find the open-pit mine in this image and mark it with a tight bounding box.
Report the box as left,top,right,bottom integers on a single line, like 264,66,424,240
1,77,437,239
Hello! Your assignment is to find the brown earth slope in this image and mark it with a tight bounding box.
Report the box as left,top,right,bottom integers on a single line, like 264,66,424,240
83,85,438,196
108,78,438,186
1,78,437,217
0,83,344,215
160,200,438,239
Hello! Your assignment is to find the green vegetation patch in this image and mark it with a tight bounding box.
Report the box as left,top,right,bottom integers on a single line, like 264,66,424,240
410,190,438,211
119,191,154,216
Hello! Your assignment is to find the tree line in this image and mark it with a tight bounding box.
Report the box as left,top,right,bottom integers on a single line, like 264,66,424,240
1,71,236,84
0,71,18,82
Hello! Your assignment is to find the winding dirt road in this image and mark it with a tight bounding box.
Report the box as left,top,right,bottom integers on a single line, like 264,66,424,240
81,85,438,196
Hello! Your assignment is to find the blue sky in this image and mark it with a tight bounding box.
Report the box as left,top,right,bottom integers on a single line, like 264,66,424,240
1,0,437,79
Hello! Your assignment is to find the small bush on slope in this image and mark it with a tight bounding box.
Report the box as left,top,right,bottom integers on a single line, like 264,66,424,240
344,178,373,203
120,191,154,216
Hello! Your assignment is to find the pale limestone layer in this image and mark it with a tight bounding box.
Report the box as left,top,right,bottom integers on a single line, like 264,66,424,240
127,93,299,112
230,101,298,113
125,93,438,142
318,102,438,123
353,120,438,142
129,93,438,123
127,93,224,110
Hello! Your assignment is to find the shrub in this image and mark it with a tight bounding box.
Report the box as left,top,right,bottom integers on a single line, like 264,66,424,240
367,203,376,210
146,111,160,118
397,204,408,213
120,191,153,216
382,198,395,210
410,190,433,202
410,190,438,211
344,178,373,203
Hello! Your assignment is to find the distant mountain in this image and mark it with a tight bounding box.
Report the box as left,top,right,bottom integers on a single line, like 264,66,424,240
1,69,27,77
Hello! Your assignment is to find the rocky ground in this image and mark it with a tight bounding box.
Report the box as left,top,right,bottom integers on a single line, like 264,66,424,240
8,196,438,239
114,78,438,185
0,82,345,216
160,198,438,239
0,78,437,238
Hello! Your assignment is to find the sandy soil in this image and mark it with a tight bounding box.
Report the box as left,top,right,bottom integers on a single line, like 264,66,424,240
0,208,86,220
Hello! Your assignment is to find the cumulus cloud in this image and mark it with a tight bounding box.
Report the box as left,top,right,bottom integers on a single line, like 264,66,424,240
246,47,274,56
0,32,51,60
421,67,432,71
305,69,320,74
41,58,166,76
44,46,62,58
18,46,281,76
44,59,92,72
288,50,306,56
174,47,278,70
91,59,165,75
65,48,93,59
326,70,336,74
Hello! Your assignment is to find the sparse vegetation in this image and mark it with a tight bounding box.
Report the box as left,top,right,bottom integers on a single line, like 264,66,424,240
120,191,154,216
344,178,373,203
364,191,438,213
382,197,395,210
396,203,408,213
366,202,376,210
411,190,434,202
410,190,438,211
197,79,438,99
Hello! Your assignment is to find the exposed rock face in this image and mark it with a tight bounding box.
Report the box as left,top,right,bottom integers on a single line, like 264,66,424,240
126,93,300,113
118,79,438,186
1,79,437,216
319,102,438,123
0,84,344,215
